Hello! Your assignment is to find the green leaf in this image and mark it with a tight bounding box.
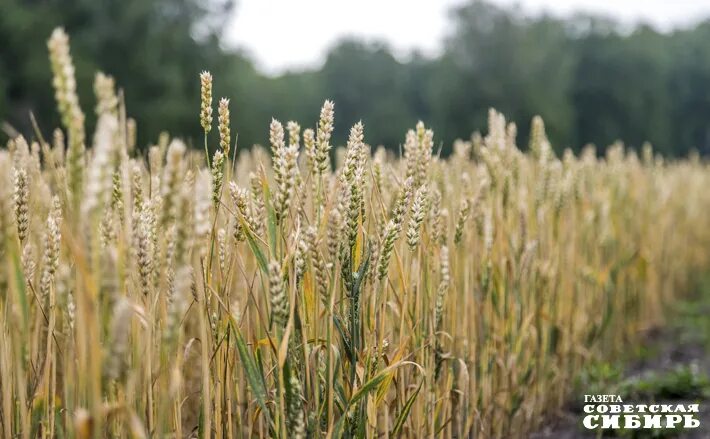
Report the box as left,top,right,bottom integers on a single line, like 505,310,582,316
391,380,422,437
548,324,561,355
11,249,29,334
333,314,353,363
240,215,268,274
229,321,274,431
334,361,419,437
353,242,371,295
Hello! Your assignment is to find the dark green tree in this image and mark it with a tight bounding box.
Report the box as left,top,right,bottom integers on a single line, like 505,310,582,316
668,21,710,155
3,0,710,157
432,1,576,152
0,0,245,149
571,23,673,154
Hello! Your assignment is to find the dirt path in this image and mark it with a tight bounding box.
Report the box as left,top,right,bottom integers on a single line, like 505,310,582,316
532,278,710,439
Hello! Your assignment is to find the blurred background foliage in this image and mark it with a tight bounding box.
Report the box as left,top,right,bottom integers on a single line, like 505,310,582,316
3,0,710,156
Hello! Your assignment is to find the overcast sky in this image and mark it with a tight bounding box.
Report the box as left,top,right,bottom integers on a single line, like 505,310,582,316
225,0,710,74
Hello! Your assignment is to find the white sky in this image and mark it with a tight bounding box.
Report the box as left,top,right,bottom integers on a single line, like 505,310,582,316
225,0,710,75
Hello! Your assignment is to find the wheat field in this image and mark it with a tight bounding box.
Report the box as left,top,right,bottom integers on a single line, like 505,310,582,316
1,27,709,438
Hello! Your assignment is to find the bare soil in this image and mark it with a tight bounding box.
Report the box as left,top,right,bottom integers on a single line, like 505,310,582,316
532,314,710,439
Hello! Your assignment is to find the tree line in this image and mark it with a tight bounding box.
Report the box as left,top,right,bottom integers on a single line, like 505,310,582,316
3,0,710,156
